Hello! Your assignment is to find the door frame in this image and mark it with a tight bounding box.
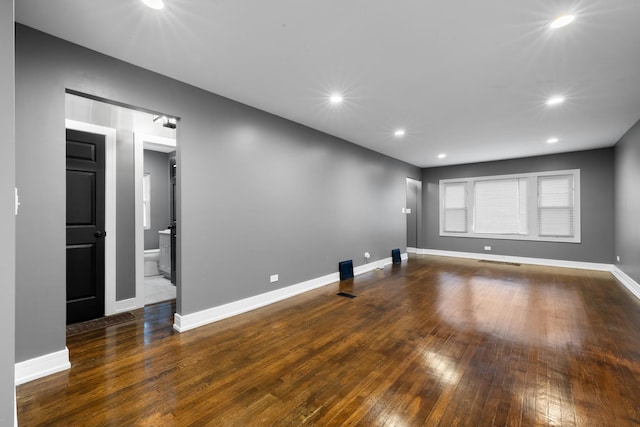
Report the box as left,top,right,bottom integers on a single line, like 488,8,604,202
134,132,176,307
65,120,118,315
405,178,423,253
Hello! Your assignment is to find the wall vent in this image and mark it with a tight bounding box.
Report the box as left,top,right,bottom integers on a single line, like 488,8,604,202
479,260,521,266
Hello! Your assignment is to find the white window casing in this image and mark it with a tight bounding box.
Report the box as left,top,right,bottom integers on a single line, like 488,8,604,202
439,169,581,243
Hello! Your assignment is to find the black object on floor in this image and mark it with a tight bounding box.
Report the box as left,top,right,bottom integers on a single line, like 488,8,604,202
339,260,354,280
391,248,401,264
336,292,357,299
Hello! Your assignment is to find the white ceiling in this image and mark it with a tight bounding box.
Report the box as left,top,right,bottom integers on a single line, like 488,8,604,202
15,0,640,167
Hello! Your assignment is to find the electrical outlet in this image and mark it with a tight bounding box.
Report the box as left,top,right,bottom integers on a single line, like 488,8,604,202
270,274,279,283
616,256,621,262
484,246,491,251
364,252,371,259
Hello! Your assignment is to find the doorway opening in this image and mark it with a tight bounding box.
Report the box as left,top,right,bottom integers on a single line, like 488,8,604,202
65,93,179,323
135,133,177,306
406,178,422,255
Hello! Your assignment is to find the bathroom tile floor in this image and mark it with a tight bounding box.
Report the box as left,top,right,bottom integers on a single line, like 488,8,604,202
144,275,176,306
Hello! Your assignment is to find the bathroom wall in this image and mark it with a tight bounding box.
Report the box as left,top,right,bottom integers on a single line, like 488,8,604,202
15,25,420,363
144,149,171,250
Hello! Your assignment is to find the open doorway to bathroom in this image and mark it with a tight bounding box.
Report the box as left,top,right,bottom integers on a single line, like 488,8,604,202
65,92,178,318
136,133,177,305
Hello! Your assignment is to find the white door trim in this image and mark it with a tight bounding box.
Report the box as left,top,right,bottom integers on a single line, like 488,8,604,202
134,132,176,309
65,120,118,315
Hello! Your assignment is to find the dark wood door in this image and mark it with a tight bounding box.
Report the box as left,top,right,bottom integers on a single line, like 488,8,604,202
66,128,106,324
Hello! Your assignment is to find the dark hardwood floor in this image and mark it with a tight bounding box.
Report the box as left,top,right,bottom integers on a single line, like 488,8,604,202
17,255,640,426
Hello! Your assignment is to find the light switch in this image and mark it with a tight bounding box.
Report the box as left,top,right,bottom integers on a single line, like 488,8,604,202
15,188,20,215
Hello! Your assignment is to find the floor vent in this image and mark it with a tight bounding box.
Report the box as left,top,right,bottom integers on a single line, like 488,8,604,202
67,312,136,337
336,292,357,299
479,260,521,266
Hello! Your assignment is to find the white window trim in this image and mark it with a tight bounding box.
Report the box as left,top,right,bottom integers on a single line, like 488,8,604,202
439,169,581,243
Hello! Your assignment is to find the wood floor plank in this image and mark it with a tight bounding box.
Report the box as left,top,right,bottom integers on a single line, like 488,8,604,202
17,255,640,426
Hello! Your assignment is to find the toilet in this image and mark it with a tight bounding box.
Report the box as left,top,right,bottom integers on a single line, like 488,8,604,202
144,249,161,276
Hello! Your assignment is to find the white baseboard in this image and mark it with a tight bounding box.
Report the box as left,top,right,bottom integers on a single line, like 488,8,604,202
611,266,640,300
174,256,402,333
354,256,393,275
417,248,612,271
15,347,70,386
114,297,143,314
407,247,418,254
174,272,337,333
418,248,640,303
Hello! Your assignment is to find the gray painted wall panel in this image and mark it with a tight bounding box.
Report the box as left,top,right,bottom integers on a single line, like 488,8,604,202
614,118,640,282
1,0,15,423
421,149,615,263
144,150,171,250
16,28,68,362
15,25,419,362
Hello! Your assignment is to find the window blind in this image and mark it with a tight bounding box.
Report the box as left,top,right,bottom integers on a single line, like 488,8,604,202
538,174,574,237
474,178,528,234
443,182,467,232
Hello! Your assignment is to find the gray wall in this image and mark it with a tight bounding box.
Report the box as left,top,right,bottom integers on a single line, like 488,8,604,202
422,148,615,263
144,150,171,250
614,118,640,282
1,0,15,423
15,25,419,362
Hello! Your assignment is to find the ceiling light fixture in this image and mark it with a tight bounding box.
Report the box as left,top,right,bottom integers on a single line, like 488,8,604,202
329,94,343,104
153,115,177,128
394,129,406,137
438,153,446,159
546,96,565,106
550,14,575,29
142,0,165,10
547,137,559,144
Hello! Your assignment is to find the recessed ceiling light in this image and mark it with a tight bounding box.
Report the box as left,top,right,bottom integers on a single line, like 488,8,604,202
394,129,406,137
438,153,446,159
142,0,164,10
550,14,575,29
547,137,559,144
546,96,565,106
329,94,343,104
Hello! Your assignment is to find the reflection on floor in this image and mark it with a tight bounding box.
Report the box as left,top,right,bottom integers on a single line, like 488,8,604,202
144,275,176,306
